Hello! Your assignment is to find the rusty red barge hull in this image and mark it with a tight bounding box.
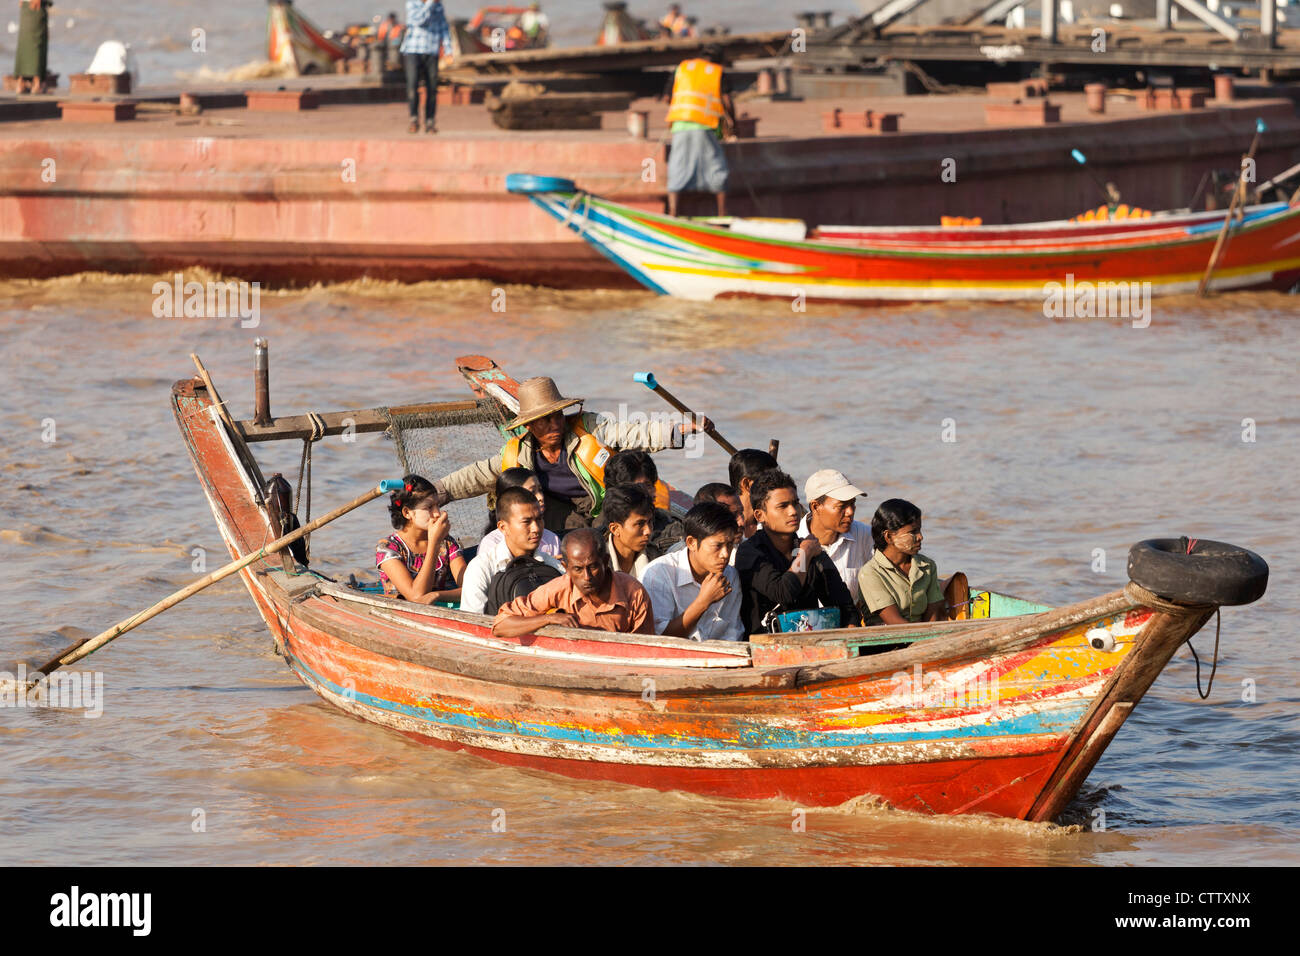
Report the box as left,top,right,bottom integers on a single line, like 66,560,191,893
5,97,1299,288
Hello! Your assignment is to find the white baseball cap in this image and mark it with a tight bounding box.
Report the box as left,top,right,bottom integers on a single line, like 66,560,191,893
805,469,866,502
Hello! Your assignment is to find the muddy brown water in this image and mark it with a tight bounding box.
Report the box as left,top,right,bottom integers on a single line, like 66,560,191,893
1,275,1297,865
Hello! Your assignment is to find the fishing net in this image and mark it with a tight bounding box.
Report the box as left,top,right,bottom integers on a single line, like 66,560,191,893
384,399,510,547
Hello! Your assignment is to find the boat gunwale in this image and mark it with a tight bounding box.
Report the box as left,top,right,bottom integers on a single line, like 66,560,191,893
530,189,1300,263
268,568,1142,697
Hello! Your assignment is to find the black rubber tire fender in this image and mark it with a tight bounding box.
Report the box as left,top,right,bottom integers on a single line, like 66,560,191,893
1127,538,1268,607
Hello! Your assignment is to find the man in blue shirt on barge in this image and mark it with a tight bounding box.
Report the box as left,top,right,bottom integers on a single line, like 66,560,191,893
401,0,451,134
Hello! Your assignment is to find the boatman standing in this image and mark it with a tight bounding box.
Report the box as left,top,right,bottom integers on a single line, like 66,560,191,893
662,44,736,218
434,376,711,536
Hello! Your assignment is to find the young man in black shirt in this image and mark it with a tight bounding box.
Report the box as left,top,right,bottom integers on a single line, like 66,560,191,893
734,470,860,636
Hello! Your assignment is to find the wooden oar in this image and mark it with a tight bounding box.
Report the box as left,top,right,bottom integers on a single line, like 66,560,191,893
5,478,403,693
633,371,738,456
1197,118,1267,298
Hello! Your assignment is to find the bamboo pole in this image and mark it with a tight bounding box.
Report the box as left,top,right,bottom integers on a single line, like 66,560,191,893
1197,119,1266,297
6,479,402,693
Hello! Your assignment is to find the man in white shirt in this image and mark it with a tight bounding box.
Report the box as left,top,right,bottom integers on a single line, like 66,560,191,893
460,487,563,614
666,482,744,565
641,502,744,642
796,469,873,604
477,467,561,562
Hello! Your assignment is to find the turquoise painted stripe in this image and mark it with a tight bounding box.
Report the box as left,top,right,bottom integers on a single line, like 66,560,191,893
530,195,673,294
533,194,768,273
1183,202,1288,236
536,194,698,258
286,648,1090,752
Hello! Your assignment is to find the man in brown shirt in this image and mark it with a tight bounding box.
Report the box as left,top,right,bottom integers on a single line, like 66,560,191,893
493,528,655,637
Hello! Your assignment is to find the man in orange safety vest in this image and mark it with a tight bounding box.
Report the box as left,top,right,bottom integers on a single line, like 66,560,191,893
662,45,736,218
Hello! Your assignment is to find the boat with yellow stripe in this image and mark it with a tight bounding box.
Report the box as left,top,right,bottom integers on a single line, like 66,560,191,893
505,173,1300,303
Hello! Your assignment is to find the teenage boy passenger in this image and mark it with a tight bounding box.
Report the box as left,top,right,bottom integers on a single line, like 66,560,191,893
460,486,563,614
727,448,777,541
603,449,682,553
642,502,744,641
602,483,658,581
734,470,860,635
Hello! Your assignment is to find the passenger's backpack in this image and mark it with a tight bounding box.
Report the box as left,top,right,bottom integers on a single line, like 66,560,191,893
484,556,562,615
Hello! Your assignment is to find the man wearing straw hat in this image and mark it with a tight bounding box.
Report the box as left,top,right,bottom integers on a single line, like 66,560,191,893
435,376,709,535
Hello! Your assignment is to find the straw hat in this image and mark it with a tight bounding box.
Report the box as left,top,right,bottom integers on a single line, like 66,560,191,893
506,377,583,429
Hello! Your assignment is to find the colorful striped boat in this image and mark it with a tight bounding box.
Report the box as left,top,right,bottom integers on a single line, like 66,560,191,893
505,173,1300,302
172,358,1267,820
267,1,353,75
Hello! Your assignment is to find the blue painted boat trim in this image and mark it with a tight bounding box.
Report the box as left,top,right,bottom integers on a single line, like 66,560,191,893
527,193,671,295
285,646,1090,752
1182,202,1288,236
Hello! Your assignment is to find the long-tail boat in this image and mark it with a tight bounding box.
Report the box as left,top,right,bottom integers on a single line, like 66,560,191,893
171,349,1268,819
505,173,1300,302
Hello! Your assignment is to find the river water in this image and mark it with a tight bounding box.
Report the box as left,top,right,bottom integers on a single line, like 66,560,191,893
1,276,1296,865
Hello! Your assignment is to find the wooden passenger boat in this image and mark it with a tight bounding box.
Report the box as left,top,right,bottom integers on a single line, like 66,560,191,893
173,355,1267,820
505,173,1300,302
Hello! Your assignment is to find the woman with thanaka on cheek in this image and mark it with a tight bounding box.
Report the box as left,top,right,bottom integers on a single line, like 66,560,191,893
857,498,944,625
375,474,466,604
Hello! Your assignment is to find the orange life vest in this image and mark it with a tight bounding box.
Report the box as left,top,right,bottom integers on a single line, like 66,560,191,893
501,416,672,513
666,59,724,128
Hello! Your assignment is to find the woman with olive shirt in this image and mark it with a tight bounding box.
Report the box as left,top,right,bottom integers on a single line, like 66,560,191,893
857,499,945,626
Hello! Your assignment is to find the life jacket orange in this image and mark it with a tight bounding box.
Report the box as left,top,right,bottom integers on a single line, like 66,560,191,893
501,415,671,514
666,59,724,128
1069,204,1150,223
